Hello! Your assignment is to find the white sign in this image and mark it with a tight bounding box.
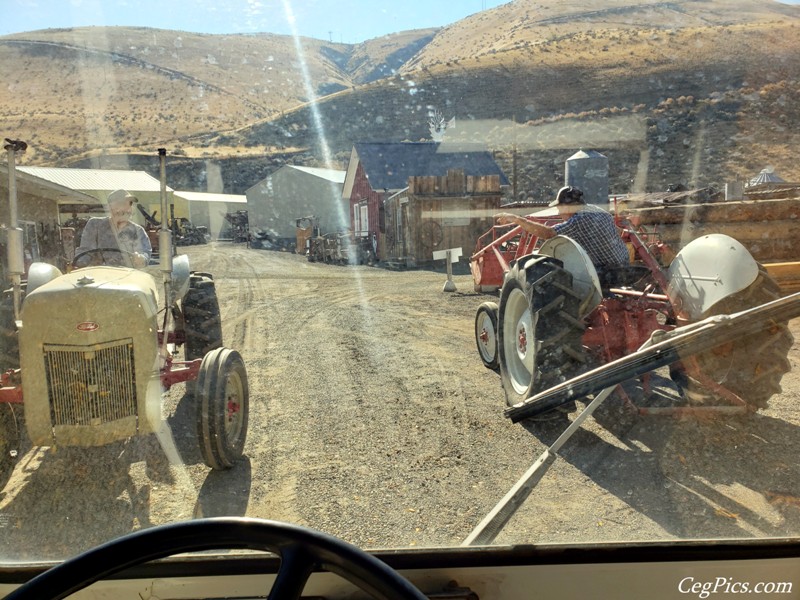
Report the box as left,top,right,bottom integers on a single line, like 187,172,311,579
432,247,462,263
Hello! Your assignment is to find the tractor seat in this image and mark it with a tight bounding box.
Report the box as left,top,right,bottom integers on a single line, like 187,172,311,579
597,265,652,291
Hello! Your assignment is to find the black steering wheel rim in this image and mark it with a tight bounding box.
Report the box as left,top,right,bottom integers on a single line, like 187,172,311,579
72,246,127,267
5,517,428,600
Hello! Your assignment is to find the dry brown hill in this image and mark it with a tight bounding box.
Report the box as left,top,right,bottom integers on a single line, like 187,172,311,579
225,0,800,197
2,0,799,198
0,26,434,162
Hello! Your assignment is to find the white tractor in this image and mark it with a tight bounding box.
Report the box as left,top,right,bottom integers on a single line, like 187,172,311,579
0,144,249,491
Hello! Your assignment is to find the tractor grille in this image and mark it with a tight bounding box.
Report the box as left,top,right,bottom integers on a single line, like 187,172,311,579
43,339,137,427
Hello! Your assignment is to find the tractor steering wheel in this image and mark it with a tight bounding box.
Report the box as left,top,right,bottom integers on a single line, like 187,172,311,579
4,517,429,600
72,247,141,269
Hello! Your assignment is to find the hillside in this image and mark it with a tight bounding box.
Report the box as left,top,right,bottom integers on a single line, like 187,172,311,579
0,26,435,163
1,0,799,198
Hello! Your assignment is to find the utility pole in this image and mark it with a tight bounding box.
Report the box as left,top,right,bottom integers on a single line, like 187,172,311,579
512,114,518,202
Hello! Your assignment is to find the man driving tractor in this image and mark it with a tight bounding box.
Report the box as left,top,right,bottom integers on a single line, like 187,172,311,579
74,189,152,268
494,185,630,280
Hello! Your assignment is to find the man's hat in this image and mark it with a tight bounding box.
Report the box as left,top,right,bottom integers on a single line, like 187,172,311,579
549,186,585,207
107,189,137,205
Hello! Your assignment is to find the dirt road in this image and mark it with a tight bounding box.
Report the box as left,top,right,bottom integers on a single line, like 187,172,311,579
1,242,799,558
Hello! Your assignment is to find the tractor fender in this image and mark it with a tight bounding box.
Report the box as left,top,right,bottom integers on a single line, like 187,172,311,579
171,254,191,305
537,236,602,317
26,262,63,295
667,233,759,320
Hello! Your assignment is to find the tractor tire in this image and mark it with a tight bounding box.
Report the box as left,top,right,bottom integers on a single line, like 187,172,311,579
677,266,794,409
183,275,223,361
475,301,499,371
0,288,21,370
196,348,249,470
182,274,223,397
497,256,587,417
0,403,19,492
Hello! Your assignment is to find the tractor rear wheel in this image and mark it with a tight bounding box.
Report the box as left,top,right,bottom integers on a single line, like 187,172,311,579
0,288,21,370
182,274,223,396
183,274,223,360
0,403,18,492
196,348,249,470
498,256,587,417
475,302,499,371
678,266,794,409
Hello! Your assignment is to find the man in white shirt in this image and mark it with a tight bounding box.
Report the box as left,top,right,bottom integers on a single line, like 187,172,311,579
74,189,152,268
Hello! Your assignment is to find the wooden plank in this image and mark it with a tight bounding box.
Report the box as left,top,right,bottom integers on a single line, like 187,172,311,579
620,197,800,225
651,220,800,242
765,262,800,294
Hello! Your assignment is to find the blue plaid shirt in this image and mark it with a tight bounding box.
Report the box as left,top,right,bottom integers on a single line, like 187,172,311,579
553,204,629,268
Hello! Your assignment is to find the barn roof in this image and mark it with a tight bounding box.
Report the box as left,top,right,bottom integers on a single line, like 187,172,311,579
351,142,509,192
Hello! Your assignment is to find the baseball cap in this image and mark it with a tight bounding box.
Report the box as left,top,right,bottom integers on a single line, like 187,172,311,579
548,186,585,207
107,189,137,205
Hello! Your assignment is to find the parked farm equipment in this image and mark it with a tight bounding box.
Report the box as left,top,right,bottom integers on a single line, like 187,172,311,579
223,210,249,244
471,207,795,420
0,144,249,493
302,218,377,266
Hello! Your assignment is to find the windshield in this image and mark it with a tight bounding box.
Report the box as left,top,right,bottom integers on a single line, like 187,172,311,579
1,0,799,567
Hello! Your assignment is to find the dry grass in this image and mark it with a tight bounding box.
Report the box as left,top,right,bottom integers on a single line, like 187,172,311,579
1,0,799,196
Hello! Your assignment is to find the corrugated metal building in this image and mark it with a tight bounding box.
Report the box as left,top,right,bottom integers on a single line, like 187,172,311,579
245,165,346,249
0,164,98,269
16,166,185,226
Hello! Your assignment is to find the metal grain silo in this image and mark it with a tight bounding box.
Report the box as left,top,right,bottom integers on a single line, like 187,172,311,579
565,149,608,204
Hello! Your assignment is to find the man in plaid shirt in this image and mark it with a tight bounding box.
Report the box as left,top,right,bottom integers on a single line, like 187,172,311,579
494,186,629,272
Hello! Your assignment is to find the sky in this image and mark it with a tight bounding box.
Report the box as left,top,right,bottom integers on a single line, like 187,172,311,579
3,0,511,43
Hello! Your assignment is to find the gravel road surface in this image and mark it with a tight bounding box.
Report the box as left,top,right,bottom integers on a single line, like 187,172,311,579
1,242,799,559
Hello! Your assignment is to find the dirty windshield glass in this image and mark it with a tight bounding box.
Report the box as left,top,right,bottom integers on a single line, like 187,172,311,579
0,0,799,565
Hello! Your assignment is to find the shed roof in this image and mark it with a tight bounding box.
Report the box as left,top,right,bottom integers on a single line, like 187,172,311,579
17,166,171,194
1,164,99,206
351,142,509,192
174,191,247,204
288,165,346,183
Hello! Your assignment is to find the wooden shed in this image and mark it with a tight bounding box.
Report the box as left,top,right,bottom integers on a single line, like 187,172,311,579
384,170,503,267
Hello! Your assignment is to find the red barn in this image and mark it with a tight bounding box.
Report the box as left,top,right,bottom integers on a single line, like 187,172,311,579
341,142,508,263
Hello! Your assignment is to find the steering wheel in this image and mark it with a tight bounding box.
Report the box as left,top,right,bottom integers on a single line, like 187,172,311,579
4,517,428,600
72,247,147,269
72,246,126,268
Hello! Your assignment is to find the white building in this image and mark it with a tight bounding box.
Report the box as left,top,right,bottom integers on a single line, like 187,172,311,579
245,165,346,249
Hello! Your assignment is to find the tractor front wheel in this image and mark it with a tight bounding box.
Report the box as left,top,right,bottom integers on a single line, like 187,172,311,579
475,301,499,371
497,257,587,417
196,348,249,470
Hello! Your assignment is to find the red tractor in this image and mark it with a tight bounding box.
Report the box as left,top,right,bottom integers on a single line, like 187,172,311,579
471,206,795,420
